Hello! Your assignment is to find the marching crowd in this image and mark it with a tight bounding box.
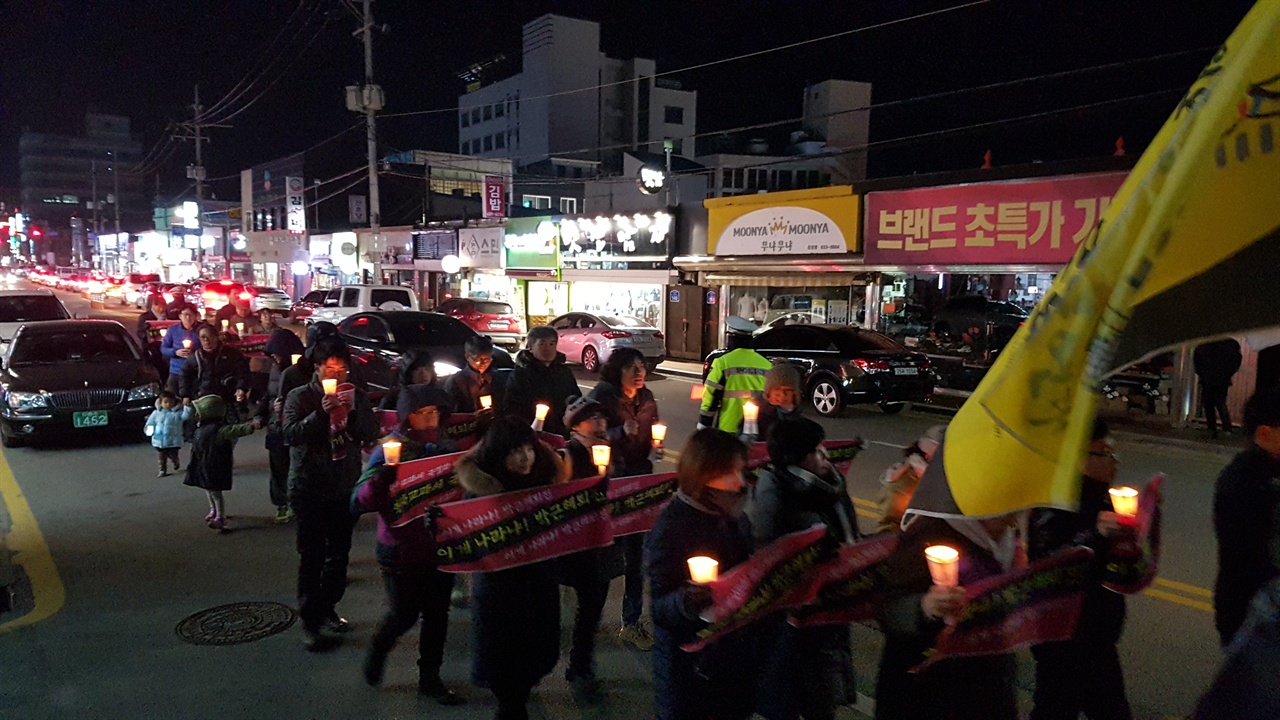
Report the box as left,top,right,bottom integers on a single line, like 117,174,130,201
133,296,1280,719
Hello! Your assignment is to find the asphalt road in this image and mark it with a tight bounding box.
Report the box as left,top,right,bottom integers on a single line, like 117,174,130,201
0,283,1234,719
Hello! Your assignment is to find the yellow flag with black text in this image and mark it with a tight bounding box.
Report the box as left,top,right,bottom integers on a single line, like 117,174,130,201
909,0,1280,519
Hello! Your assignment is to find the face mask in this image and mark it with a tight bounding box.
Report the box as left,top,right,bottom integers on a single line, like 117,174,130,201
702,487,747,517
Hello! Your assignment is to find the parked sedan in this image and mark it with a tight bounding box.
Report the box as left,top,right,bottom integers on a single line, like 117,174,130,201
245,285,292,314
704,324,934,416
0,320,160,446
436,297,524,350
549,312,665,373
336,311,513,396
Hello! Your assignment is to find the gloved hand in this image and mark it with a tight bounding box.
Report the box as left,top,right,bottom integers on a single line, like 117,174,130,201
696,422,708,431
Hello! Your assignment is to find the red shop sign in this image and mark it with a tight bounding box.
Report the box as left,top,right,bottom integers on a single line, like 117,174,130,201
863,171,1128,266
482,175,506,219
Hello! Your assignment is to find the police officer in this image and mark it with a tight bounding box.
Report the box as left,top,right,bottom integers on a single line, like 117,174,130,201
698,316,772,433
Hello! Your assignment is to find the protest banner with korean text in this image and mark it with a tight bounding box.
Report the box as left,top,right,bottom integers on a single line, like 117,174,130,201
388,450,466,528
608,472,678,537
1103,475,1164,594
434,475,612,572
787,534,898,628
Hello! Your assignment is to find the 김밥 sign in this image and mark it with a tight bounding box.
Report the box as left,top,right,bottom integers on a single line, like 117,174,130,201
705,186,861,256
863,171,1128,265
483,175,506,218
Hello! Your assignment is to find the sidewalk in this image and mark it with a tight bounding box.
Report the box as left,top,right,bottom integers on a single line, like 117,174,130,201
657,359,1240,457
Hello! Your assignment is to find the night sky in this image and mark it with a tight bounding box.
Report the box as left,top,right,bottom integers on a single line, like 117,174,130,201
0,0,1257,211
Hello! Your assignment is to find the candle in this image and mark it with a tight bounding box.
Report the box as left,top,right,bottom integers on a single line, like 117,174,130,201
221,319,229,331
592,444,611,475
291,354,301,365
182,339,192,349
651,423,668,447
321,378,338,395
382,440,402,466
479,395,493,410
235,322,245,335
687,556,719,584
924,545,960,588
1109,486,1139,520
532,403,550,431
742,401,759,435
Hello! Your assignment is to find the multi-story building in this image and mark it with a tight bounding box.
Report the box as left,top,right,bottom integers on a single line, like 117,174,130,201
18,114,146,255
457,14,697,172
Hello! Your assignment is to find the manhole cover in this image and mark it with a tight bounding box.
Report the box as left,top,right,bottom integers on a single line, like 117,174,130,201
175,601,297,646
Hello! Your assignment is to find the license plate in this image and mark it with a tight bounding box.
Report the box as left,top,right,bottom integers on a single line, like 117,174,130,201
489,321,508,329
73,410,109,428
893,367,919,376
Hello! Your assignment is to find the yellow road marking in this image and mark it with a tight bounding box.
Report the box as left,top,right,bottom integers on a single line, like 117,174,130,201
852,496,877,510
0,447,65,632
1142,588,1214,613
1153,577,1214,598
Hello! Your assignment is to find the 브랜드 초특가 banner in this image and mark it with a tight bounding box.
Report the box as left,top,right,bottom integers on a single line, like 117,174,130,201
388,450,466,528
906,2,1280,522
1102,474,1164,594
914,546,1095,672
433,475,612,572
787,534,899,628
608,472,678,537
681,525,829,653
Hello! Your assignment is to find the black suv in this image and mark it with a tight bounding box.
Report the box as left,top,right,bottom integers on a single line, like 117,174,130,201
703,324,934,416
930,295,1027,347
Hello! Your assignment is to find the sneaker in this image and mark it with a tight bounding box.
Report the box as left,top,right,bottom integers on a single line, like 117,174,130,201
324,614,352,634
419,677,465,706
208,516,227,531
157,470,168,478
618,622,654,651
274,506,293,524
205,508,217,522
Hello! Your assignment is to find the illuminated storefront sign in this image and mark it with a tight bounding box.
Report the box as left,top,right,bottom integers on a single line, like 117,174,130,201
559,210,673,263
706,186,860,256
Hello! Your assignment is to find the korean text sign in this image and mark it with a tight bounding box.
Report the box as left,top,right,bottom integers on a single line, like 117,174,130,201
482,175,505,219
864,172,1128,265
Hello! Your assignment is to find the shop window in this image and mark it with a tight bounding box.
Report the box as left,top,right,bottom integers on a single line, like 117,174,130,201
559,197,578,214
483,105,493,121
460,112,470,128
483,135,494,151
664,106,684,125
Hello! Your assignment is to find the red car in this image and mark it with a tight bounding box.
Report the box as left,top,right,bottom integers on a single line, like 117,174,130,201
436,297,524,350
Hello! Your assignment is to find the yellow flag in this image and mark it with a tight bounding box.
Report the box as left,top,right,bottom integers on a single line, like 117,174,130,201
912,0,1280,519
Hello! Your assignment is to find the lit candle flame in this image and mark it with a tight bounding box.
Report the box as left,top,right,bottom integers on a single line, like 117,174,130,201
382,440,402,466
480,395,493,410
1109,487,1139,519
687,556,719,584
321,378,338,395
651,423,668,446
592,444,611,475
924,545,960,588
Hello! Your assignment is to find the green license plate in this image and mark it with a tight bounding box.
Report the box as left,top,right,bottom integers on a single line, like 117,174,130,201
73,410,109,428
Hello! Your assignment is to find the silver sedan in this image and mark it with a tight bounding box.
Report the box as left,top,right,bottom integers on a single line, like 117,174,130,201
548,312,665,373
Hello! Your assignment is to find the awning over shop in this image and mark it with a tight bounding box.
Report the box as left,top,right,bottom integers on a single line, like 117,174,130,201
703,273,863,288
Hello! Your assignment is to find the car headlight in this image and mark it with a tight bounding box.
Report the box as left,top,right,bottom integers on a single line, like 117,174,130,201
128,383,159,401
434,361,461,378
8,391,48,410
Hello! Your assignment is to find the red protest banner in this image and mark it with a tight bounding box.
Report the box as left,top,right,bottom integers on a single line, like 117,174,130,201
231,333,270,358
538,432,568,450
379,410,397,435
915,546,1094,672
608,472,677,537
824,438,865,476
787,534,898,628
681,525,829,653
434,475,612,572
388,451,467,528
1103,474,1164,594
378,411,482,451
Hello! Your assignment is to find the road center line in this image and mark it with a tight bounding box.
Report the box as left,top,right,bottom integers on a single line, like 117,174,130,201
0,448,65,632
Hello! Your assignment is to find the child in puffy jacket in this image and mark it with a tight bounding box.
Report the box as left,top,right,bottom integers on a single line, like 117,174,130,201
145,391,193,477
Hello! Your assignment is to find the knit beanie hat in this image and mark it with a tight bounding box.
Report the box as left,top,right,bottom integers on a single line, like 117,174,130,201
563,395,605,430
766,416,826,468
764,363,802,394
397,384,454,426
264,328,305,358
193,394,226,422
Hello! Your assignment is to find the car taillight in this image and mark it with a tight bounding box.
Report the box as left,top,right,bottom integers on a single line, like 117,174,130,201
853,358,890,372
601,330,632,339
163,293,174,303
653,332,664,340
239,292,251,300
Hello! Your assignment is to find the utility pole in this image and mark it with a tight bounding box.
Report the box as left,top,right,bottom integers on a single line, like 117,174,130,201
89,160,99,266
112,149,121,238
346,0,385,284
177,85,228,275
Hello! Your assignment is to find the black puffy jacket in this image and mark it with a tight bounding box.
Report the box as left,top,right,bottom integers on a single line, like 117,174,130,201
504,350,579,437
282,380,380,503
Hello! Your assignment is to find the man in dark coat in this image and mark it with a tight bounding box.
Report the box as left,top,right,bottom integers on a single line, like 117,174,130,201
504,325,579,437
137,294,174,383
257,329,306,524
1194,338,1243,438
1028,419,1133,720
1214,386,1280,647
444,335,495,413
283,340,381,651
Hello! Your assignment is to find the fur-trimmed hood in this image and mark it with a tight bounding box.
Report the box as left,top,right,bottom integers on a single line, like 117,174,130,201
455,440,570,497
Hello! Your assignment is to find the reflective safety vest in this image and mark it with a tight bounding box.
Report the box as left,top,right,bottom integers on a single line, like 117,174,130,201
699,347,772,433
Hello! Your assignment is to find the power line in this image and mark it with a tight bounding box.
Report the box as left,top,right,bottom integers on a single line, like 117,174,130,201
380,1,991,119
203,121,365,183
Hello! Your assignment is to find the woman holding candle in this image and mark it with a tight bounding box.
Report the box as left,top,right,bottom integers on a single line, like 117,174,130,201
444,335,497,414
505,326,580,437
589,347,662,650
749,417,860,720
647,428,759,720
455,416,570,720
875,507,1028,720
180,324,250,419
353,384,464,705
1027,419,1135,720
555,396,624,698
379,349,438,411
